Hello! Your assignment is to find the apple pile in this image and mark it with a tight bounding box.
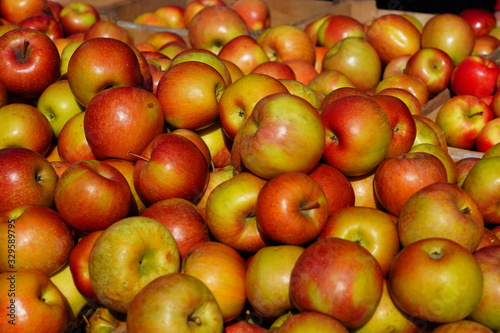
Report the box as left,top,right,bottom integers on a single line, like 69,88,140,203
1,0,500,332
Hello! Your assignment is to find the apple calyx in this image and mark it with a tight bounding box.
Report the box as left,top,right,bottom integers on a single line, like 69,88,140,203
469,111,484,118
189,316,203,325
429,249,444,260
461,206,471,214
128,152,150,162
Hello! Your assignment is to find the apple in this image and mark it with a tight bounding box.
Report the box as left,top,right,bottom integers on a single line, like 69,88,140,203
319,86,370,111
316,14,366,48
0,27,60,100
84,20,133,44
314,45,329,73
282,58,318,86
412,114,449,153
172,128,212,167
475,117,500,152
450,55,500,98
256,171,328,245
376,87,423,115
133,12,168,27
221,59,245,82
469,245,500,331
19,13,64,40
409,143,457,183
322,37,381,92
59,1,100,36
371,94,417,158
304,13,332,45
388,238,484,323
245,245,305,320
126,273,224,332
141,198,211,259
85,307,126,332
132,133,210,205
184,0,227,28
373,151,448,217
59,40,84,77
257,24,316,65
205,171,272,253
0,269,67,332
54,159,132,232
218,73,288,141
57,112,97,164
144,30,186,50
435,95,494,150
195,121,233,168
279,78,321,109
421,13,476,65
366,14,421,66
232,0,271,30
146,56,171,94
188,5,249,55
308,69,357,96
0,204,73,276
290,237,383,328
0,147,58,212
236,93,325,179
473,34,500,55
0,0,47,24
322,95,392,177
462,156,500,224
68,230,103,303
67,37,143,107
36,79,85,138
154,5,186,29
347,171,383,209
156,61,226,131
455,156,481,187
460,7,496,36
89,216,180,314
273,311,349,332
382,54,411,79
182,241,247,322
398,182,484,252
225,318,268,333
404,47,455,97
251,60,296,80
84,86,164,161
218,35,269,75
0,103,53,155
432,320,495,332
477,227,500,250
483,141,500,158
374,73,429,107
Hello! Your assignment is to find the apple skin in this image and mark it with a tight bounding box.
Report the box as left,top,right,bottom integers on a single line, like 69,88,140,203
205,171,272,253
245,245,305,320
483,142,500,158
224,319,268,333
68,230,103,303
0,103,53,156
366,14,421,66
375,73,429,107
377,87,423,115
273,311,349,333
256,171,329,246
373,152,448,217
283,59,318,86
432,320,494,332
382,54,411,79
126,273,224,332
321,95,392,177
0,269,67,333
468,245,500,331
450,55,500,98
404,47,455,98
237,93,325,179
57,112,97,164
307,163,355,216
172,128,212,167
279,78,321,109
54,159,132,232
84,20,134,44
409,143,457,184
421,13,476,66
473,34,500,56
218,35,270,75
156,60,226,131
0,27,61,100
232,0,271,30
320,86,370,111
412,114,449,153
257,24,316,65
435,95,494,150
318,206,400,277
154,5,186,29
195,121,233,169
462,156,500,224
316,14,366,48
188,5,249,55
181,241,247,322
36,79,85,139
141,198,211,259
0,204,74,276
398,182,484,252
455,157,481,187
84,86,165,161
89,216,181,314
218,73,288,141
0,147,58,212
133,133,210,205
59,1,100,36
308,69,356,96
0,0,47,25
475,117,500,153
290,237,383,328
460,8,496,36
322,36,382,92
250,61,296,80
67,37,143,107
388,238,484,323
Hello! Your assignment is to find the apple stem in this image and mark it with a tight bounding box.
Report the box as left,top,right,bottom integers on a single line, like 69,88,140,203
22,39,29,61
189,316,202,326
461,206,471,214
96,314,118,328
469,111,484,118
128,151,150,162
300,202,320,211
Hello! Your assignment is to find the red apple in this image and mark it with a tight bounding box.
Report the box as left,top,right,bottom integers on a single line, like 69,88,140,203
450,55,500,98
408,143,458,184
0,0,47,24
172,128,212,167
475,117,500,152
83,20,133,44
376,87,423,115
0,147,58,212
250,60,296,80
474,34,500,55
283,58,318,86
375,73,429,107
144,30,185,50
232,0,271,30
308,69,356,96
455,156,481,187
319,86,371,111
59,1,100,36
154,5,186,29
460,7,497,36
290,237,383,328
141,198,210,259
0,27,60,100
218,35,270,75
382,54,411,79
19,13,64,40
184,0,227,28
316,14,366,48
57,112,97,164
